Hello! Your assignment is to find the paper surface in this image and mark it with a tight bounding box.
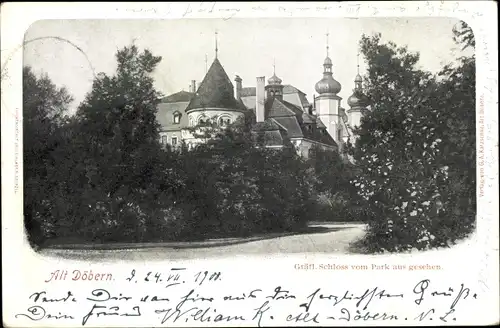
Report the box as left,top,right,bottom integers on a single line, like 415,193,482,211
1,1,498,327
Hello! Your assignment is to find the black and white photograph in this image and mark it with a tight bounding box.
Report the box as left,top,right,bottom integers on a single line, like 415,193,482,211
3,2,499,327
21,16,476,261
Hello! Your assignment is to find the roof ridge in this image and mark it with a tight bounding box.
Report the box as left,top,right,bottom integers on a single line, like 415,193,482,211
270,117,288,132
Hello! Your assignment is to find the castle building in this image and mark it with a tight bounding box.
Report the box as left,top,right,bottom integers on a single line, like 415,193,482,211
156,33,369,158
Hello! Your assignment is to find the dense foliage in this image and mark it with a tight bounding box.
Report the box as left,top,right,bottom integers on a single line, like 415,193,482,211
24,21,476,251
23,46,336,247
23,67,74,245
348,21,476,252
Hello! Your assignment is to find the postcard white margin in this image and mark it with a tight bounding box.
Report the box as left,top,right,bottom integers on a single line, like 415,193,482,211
1,2,498,327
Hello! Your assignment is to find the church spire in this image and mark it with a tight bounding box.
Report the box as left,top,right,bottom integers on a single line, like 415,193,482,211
215,30,218,59
354,49,363,90
326,30,330,57
322,30,333,74
268,57,282,86
356,50,360,74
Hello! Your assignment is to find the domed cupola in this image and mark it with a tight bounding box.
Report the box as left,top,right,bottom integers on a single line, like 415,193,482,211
266,59,284,100
347,90,369,108
315,34,341,95
347,57,369,109
268,73,283,85
315,70,342,95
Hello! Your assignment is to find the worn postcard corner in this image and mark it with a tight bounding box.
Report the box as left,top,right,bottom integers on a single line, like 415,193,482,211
1,1,499,327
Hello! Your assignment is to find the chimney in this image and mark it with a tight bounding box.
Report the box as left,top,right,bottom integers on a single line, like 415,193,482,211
308,105,314,116
256,76,266,123
190,80,196,93
234,75,242,101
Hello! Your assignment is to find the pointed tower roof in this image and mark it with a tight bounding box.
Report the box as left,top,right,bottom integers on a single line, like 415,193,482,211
186,58,246,111
348,51,369,109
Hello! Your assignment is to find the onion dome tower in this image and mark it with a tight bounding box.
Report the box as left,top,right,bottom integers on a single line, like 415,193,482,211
314,31,343,145
347,51,369,128
266,59,284,100
314,55,342,96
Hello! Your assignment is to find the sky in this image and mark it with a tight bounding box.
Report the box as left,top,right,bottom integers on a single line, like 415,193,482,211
23,17,467,113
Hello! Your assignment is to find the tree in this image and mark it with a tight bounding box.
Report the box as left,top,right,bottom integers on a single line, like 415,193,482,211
452,20,475,51
348,28,475,253
23,66,74,246
169,110,315,240
306,146,363,222
434,20,476,240
71,45,175,241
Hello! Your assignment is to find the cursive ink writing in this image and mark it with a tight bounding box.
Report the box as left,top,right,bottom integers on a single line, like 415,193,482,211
82,305,140,326
140,294,170,302
413,279,430,305
266,286,296,300
251,301,272,327
15,306,46,321
86,289,132,302
355,287,404,310
412,280,477,309
155,306,245,324
30,291,76,303
327,308,399,321
300,286,403,312
286,311,320,323
16,275,481,326
16,306,74,321
223,289,262,301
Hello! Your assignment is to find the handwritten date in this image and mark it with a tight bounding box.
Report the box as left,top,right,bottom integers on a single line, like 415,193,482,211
126,268,222,287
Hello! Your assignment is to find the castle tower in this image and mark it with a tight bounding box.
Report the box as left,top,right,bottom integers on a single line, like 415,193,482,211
265,59,284,101
185,31,247,130
314,32,343,144
347,52,369,130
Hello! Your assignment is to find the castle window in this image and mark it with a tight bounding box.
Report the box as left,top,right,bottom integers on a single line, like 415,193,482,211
198,116,208,125
161,135,167,145
173,112,182,124
219,116,231,126
171,137,178,146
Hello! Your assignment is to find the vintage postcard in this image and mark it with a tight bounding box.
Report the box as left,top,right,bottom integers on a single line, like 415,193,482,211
1,1,498,327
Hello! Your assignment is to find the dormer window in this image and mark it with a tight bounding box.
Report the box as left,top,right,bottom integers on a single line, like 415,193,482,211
173,112,182,124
